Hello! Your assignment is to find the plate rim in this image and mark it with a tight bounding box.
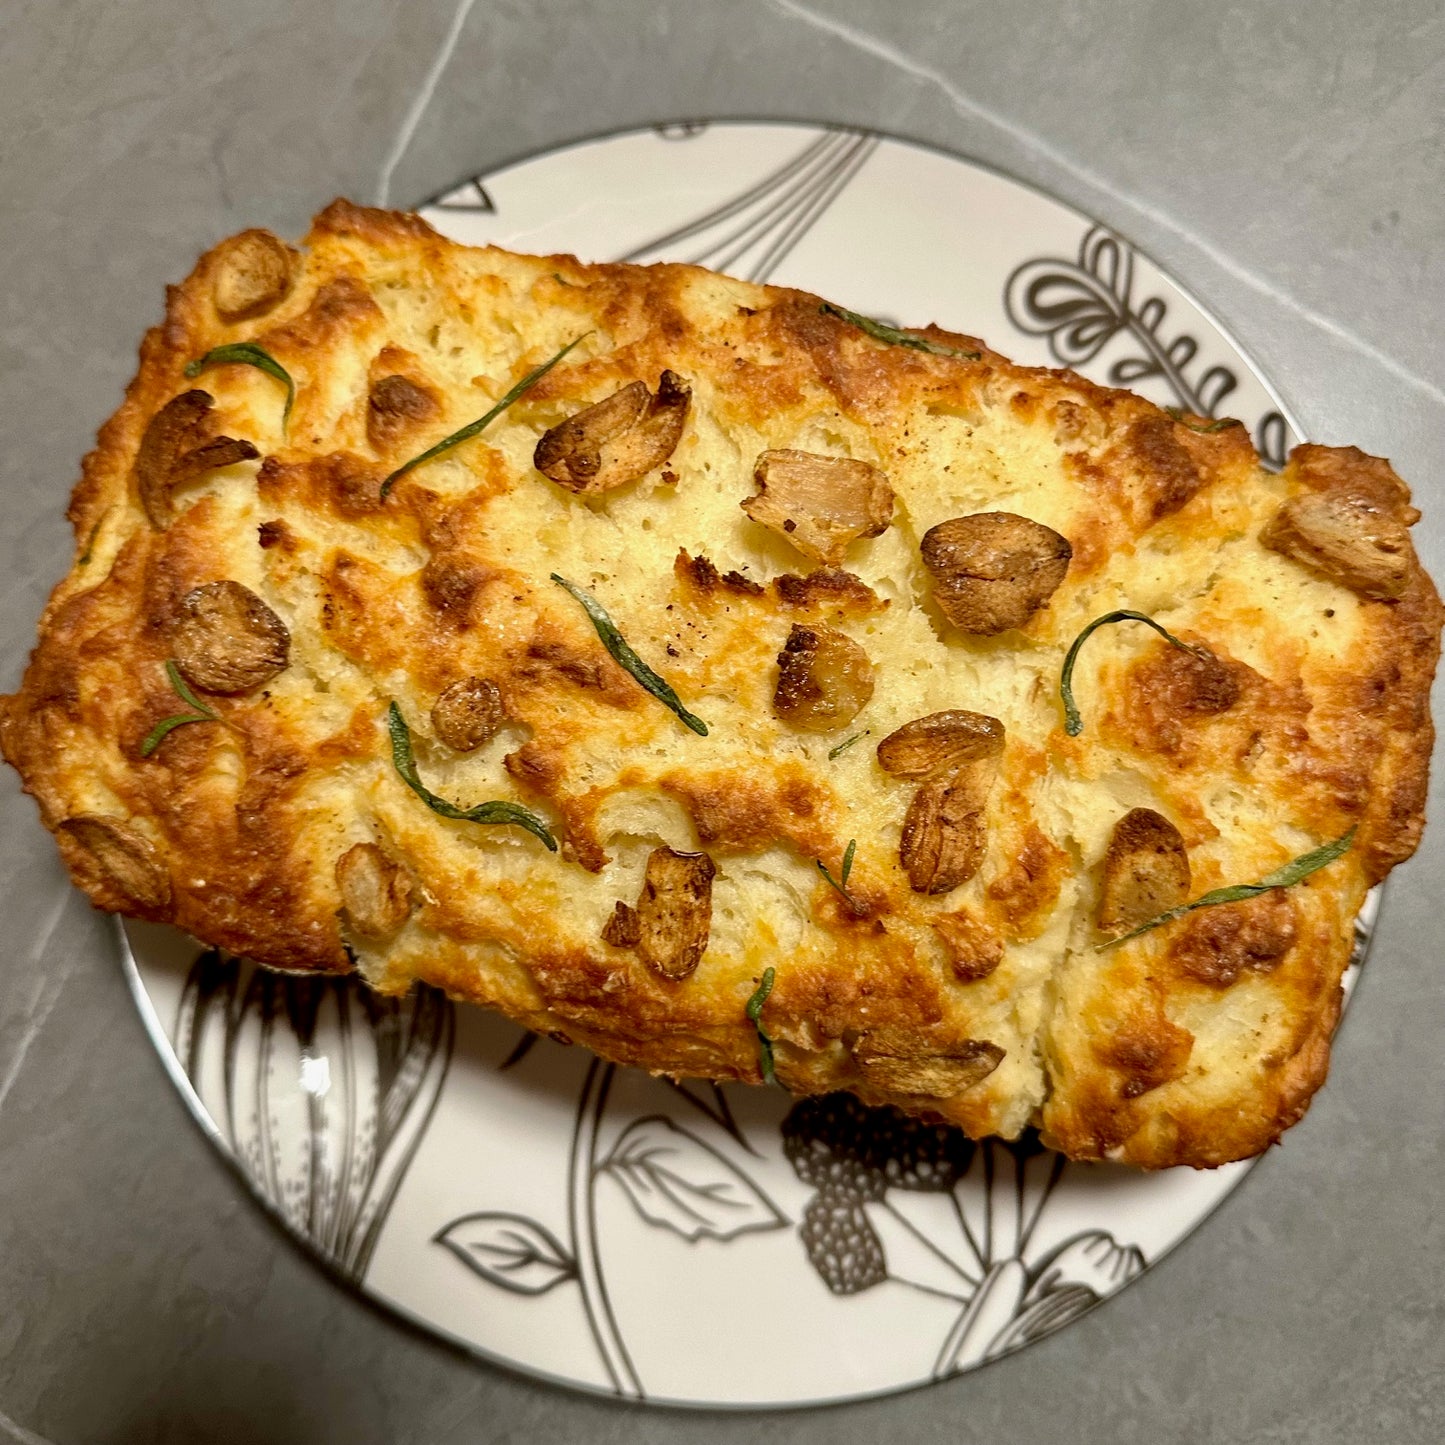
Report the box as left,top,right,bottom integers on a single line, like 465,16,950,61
417,113,1307,442
115,114,1368,1412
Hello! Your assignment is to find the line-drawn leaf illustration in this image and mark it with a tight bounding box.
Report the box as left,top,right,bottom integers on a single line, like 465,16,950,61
1004,224,1240,419
599,1114,787,1242
1022,1229,1145,1304
1256,410,1289,473
1005,255,1127,366
1195,362,1238,416
434,1212,577,1295
932,1257,1029,1377
985,1282,1098,1356
175,951,453,1281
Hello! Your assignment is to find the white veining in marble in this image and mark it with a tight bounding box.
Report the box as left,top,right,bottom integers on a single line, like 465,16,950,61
376,0,482,208
765,0,1445,407
0,894,77,1119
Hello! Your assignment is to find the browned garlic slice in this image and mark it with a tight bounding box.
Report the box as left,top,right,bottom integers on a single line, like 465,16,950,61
740,449,894,566
773,624,874,732
58,815,172,911
534,371,690,493
212,230,295,321
136,391,259,529
1261,491,1412,600
431,676,504,752
601,846,716,980
335,842,414,940
172,580,290,694
854,1032,1005,1096
920,512,1071,634
877,710,1005,894
1097,808,1191,934
875,709,1005,780
899,772,993,895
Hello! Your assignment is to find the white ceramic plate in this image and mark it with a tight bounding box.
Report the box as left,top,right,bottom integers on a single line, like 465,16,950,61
120,121,1374,1410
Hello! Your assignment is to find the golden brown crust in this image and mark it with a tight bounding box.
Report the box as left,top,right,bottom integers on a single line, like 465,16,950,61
2,201,1439,1168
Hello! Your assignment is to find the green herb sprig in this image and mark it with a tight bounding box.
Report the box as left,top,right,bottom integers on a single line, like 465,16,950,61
140,661,221,756
549,574,708,736
1164,406,1242,435
186,343,295,428
828,731,868,760
78,512,106,567
380,333,588,498
1060,609,1202,737
746,967,777,1085
1099,828,1356,951
816,838,858,906
386,702,557,850
820,303,981,361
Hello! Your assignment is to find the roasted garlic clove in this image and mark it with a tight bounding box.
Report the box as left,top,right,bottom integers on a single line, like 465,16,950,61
773,624,875,733
534,371,690,493
740,449,895,566
172,580,290,694
876,710,1005,781
58,815,171,910
854,1031,1005,1096
335,842,414,940
899,772,993,894
136,390,260,528
931,908,1004,982
603,846,716,980
1260,491,1412,600
1097,808,1191,934
212,229,295,321
431,676,504,752
367,374,440,452
920,512,1072,634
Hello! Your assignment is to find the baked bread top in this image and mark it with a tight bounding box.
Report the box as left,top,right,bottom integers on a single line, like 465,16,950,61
3,200,1438,1167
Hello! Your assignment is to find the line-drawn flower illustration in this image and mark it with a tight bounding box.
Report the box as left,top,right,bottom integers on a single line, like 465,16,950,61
1004,223,1294,469
778,1094,1145,1376
434,1055,788,1399
175,950,453,1281
434,1046,1145,1397
1005,225,1239,416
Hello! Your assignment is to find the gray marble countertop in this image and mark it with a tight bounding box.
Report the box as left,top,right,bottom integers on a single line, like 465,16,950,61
2,2,1442,1441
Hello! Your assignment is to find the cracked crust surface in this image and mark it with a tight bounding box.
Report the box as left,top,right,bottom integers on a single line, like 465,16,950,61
2,200,1439,1167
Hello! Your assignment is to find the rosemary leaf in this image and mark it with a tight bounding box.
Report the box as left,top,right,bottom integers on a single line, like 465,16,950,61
549,574,708,736
78,512,106,566
746,966,777,1085
816,838,860,909
139,714,204,756
386,702,557,851
1060,609,1202,737
165,660,217,717
380,333,588,498
140,660,220,757
827,730,868,760
820,302,980,361
186,343,296,427
1164,406,1242,435
1099,828,1356,950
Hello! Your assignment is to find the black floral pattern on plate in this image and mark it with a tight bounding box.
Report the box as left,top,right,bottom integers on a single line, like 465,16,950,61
1004,224,1293,470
